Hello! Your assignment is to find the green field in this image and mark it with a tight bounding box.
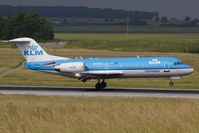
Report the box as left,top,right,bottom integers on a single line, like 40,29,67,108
1,95,199,133
1,33,199,53
55,33,199,53
54,26,199,33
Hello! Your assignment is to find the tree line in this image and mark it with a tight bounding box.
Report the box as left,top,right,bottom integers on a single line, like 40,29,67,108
155,16,199,27
0,5,158,19
53,16,199,27
0,12,54,41
1,5,197,27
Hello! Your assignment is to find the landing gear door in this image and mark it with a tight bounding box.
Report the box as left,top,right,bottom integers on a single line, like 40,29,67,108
164,63,170,72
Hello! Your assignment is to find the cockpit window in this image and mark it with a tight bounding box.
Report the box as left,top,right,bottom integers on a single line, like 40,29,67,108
174,62,184,65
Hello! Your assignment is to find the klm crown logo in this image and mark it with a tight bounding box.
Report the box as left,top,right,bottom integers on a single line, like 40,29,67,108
24,44,43,56
29,45,38,50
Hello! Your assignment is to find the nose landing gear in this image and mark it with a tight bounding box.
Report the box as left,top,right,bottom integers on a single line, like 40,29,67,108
169,76,181,86
95,79,107,89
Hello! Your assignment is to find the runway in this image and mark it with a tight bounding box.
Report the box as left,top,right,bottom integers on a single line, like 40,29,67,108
0,86,199,99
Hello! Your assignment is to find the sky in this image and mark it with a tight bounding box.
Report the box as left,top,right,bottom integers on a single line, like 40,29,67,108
0,0,198,19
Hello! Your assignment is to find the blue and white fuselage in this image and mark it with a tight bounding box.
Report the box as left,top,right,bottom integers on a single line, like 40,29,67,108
24,57,193,78
8,37,194,89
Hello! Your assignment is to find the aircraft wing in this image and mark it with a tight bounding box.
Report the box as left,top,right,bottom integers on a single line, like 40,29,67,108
85,70,124,75
80,70,124,79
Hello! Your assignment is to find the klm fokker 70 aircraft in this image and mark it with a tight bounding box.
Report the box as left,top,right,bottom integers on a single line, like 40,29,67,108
8,37,194,89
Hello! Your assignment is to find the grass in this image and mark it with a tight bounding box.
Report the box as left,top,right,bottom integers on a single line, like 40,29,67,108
55,33,199,41
1,33,199,53
54,26,199,33
0,42,16,48
0,95,199,133
0,54,24,72
55,33,199,53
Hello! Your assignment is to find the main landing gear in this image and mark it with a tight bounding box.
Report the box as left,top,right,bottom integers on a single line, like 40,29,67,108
169,81,174,86
95,79,107,89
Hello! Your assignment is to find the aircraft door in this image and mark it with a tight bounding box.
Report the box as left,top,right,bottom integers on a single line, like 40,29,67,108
164,63,170,72
105,63,109,69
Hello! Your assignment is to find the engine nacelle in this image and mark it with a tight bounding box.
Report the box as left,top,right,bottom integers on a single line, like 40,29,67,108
54,62,85,72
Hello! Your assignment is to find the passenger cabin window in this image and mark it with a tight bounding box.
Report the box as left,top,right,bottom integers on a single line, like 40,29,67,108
174,62,184,65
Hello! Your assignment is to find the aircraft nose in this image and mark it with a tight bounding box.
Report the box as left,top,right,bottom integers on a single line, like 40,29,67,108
186,67,194,75
189,67,194,74
178,66,194,76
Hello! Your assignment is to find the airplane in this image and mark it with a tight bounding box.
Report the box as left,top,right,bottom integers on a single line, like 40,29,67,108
7,37,194,89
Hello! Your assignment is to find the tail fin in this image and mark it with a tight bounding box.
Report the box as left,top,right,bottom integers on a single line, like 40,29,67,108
9,37,68,62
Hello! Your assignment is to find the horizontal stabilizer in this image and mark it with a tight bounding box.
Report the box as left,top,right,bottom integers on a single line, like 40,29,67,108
9,38,31,43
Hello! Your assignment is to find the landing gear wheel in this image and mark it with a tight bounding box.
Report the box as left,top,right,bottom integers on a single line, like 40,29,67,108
95,79,107,89
101,81,107,89
95,82,101,90
169,81,174,86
